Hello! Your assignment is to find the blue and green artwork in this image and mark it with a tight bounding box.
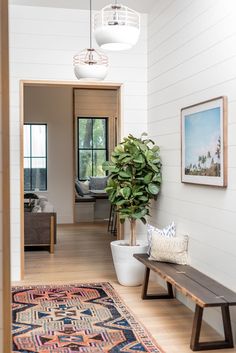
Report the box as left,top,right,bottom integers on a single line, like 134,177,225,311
184,107,221,177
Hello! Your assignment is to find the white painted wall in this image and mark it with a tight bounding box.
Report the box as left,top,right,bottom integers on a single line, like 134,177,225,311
148,0,236,336
0,2,3,347
9,5,147,280
24,85,73,224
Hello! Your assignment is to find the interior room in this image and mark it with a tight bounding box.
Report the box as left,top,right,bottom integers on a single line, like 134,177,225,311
1,0,236,352
22,82,121,274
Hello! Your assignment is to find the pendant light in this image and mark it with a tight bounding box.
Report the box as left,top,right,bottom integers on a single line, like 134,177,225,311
94,1,140,51
73,0,109,81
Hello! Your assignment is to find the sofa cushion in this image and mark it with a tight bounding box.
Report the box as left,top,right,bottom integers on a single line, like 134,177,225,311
32,205,42,213
89,176,108,190
75,179,90,196
40,200,54,212
75,195,95,203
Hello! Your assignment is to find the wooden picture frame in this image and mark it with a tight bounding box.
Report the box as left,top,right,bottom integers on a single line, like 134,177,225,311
181,96,227,187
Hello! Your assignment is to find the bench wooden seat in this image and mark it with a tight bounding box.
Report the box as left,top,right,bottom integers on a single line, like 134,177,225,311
134,253,236,351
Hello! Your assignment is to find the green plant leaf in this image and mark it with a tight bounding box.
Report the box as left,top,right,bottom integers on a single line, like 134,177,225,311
116,199,127,206
152,145,159,152
152,173,161,182
119,171,131,178
132,209,147,219
148,162,160,172
148,183,160,195
133,191,143,197
144,172,153,184
152,158,161,164
105,186,114,192
118,153,130,160
141,132,148,137
114,144,124,153
139,196,148,202
120,187,131,199
141,217,147,224
102,161,110,170
109,166,119,173
121,156,132,164
139,143,148,152
111,156,118,163
133,154,145,164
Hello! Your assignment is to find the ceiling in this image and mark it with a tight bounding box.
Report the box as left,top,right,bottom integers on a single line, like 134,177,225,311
10,0,156,13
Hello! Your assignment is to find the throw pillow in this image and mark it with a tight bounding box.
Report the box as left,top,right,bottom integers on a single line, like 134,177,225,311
75,179,90,196
147,221,176,253
37,196,48,207
79,180,90,194
32,205,41,213
89,176,108,190
41,201,54,212
149,233,189,265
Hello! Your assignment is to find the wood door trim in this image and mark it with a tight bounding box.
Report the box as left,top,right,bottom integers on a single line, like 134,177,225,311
1,0,11,351
21,80,122,89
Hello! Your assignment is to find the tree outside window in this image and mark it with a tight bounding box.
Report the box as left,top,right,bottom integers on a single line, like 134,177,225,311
78,118,108,180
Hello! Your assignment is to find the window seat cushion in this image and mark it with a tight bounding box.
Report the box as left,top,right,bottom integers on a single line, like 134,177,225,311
75,195,95,203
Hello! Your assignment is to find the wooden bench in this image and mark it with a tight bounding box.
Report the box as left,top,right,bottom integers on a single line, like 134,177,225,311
134,254,236,351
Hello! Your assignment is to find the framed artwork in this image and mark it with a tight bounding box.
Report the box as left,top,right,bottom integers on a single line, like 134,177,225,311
181,96,227,187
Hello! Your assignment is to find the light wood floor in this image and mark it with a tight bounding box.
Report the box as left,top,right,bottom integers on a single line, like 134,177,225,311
16,223,236,353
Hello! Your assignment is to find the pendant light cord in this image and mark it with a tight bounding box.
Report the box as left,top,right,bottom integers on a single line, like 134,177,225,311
90,0,92,49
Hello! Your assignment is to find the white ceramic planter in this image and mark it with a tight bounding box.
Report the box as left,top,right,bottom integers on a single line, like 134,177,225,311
111,240,148,286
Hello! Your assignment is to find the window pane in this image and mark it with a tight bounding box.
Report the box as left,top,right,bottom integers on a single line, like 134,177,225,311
32,158,47,190
32,125,46,157
93,119,107,148
93,150,107,176
24,125,31,157
79,150,92,180
79,119,92,148
24,158,31,191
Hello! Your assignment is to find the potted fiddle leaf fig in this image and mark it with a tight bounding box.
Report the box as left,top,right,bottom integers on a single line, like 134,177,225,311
103,133,161,286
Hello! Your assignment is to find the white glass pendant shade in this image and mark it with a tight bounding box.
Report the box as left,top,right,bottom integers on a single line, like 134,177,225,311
94,4,140,51
73,48,109,81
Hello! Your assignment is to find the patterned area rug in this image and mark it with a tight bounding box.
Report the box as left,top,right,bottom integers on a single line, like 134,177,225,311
12,282,163,353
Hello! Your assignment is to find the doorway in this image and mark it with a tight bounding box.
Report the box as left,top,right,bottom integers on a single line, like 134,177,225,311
20,81,122,279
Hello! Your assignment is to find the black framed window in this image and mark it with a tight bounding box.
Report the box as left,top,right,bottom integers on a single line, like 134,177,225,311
24,124,47,191
77,117,108,180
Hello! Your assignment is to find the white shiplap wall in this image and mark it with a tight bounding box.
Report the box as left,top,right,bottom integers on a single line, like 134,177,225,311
148,0,236,335
9,5,147,280
0,1,11,350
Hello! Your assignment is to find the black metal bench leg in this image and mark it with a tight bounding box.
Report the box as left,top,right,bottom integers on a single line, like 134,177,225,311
141,267,174,300
190,304,234,351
